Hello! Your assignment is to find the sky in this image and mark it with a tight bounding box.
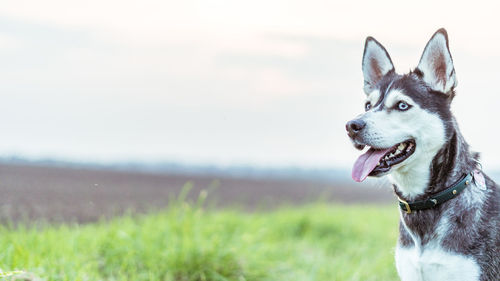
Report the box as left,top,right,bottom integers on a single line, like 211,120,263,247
1,1,500,169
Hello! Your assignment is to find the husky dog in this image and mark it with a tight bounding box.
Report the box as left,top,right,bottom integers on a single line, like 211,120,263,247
346,28,500,280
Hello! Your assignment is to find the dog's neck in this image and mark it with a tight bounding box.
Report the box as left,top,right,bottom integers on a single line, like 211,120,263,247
392,123,477,247
427,130,476,194
390,122,476,201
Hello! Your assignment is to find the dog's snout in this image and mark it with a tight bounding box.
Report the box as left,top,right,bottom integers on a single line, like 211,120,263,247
346,119,366,136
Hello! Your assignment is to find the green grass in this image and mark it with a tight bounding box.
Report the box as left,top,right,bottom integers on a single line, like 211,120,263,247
0,191,400,281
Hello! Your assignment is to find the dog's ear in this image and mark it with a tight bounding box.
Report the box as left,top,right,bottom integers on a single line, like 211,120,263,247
416,28,457,94
362,37,395,94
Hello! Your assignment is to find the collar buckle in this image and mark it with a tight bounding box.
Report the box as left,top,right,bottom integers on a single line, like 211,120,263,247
397,196,412,214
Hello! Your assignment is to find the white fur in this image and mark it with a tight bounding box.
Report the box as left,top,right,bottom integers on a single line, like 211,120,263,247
383,90,414,109
388,101,446,198
366,89,381,106
361,89,446,198
396,210,480,281
396,245,480,281
417,31,457,93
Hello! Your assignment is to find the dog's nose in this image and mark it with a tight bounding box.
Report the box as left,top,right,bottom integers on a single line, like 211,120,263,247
346,119,366,136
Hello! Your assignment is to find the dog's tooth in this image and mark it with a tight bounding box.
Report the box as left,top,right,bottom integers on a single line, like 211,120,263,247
398,144,404,150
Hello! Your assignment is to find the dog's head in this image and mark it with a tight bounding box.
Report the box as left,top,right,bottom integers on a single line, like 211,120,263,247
347,28,457,182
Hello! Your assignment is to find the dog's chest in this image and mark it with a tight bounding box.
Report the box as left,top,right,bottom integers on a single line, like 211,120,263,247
395,245,480,281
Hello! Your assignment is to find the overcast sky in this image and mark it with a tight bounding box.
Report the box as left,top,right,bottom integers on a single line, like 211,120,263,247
0,1,500,169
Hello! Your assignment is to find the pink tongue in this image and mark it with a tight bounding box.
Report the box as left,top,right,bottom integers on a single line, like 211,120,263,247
352,147,392,182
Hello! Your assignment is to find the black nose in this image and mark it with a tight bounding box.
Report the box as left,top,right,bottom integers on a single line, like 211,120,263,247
346,119,366,136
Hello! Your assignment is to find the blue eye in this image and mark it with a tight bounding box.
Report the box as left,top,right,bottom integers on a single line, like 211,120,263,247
397,101,410,111
365,102,372,111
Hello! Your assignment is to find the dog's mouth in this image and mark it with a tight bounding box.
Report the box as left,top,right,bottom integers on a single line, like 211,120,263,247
352,139,416,182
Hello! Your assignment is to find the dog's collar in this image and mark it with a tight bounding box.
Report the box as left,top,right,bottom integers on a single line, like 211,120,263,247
395,173,473,214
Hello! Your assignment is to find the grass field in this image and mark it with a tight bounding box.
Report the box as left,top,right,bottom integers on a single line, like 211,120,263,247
0,188,400,281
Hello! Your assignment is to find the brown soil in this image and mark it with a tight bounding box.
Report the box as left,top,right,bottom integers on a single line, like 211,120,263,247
0,163,394,223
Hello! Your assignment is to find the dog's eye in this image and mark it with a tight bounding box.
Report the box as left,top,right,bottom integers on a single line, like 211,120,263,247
365,102,372,111
397,101,410,111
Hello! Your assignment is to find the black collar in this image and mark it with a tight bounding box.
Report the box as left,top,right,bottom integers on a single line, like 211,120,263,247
395,173,473,214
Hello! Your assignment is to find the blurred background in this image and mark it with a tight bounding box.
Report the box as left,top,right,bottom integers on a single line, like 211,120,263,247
0,0,499,220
